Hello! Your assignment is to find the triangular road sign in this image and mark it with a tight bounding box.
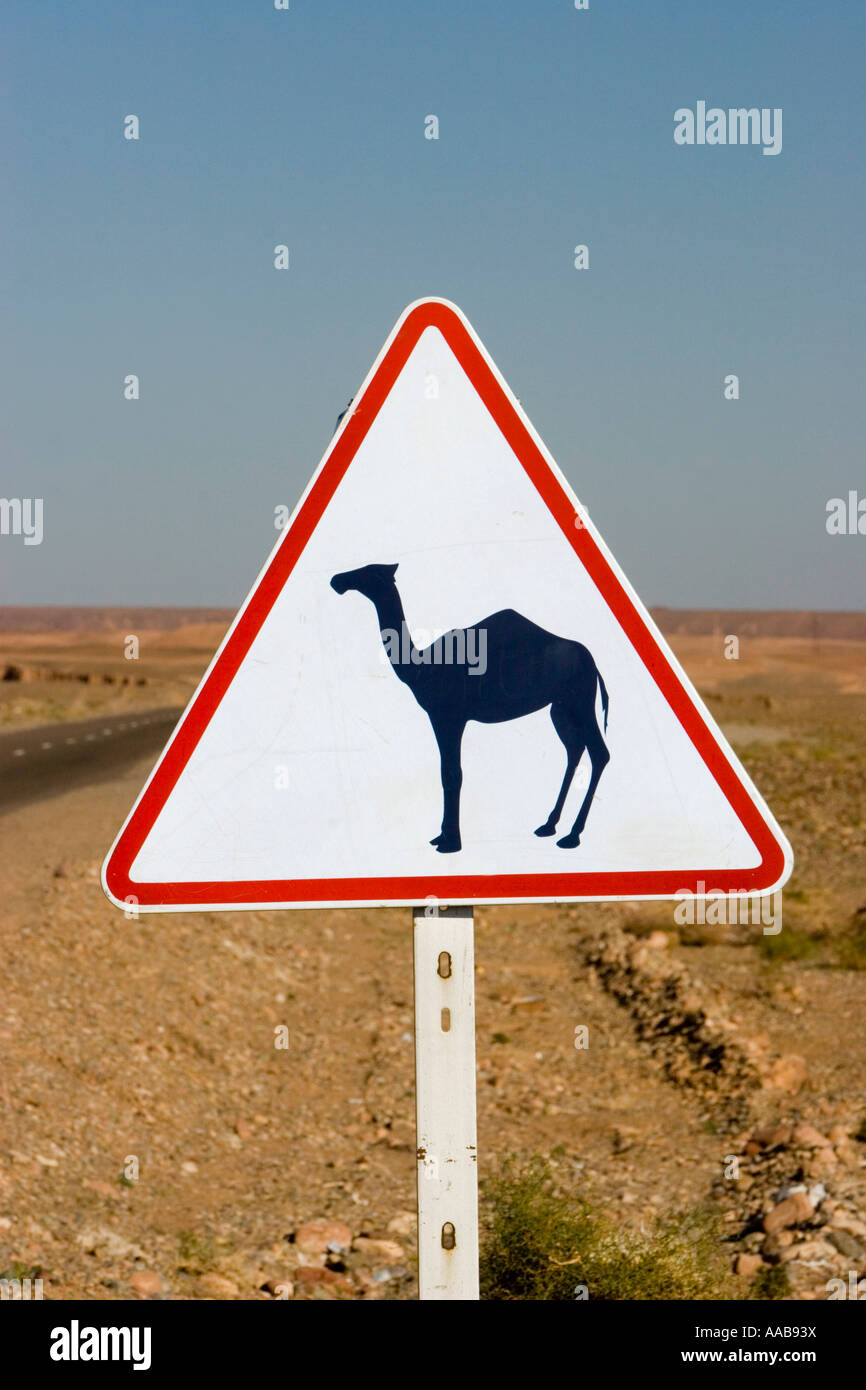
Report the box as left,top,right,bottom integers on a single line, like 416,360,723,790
103,298,793,912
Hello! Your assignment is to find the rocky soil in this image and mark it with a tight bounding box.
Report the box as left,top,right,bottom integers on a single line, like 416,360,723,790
1,631,864,1300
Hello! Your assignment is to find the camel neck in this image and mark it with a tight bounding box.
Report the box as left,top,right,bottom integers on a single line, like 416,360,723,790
370,584,419,684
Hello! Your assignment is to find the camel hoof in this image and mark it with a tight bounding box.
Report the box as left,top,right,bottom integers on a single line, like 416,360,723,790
534,823,557,837
435,837,462,854
556,832,581,849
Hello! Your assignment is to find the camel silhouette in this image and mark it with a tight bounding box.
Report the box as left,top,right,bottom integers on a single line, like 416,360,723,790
330,563,610,853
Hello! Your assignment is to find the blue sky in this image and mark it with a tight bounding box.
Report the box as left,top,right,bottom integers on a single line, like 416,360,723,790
3,1,864,607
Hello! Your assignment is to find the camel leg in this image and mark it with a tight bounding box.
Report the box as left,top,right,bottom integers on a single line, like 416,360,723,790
557,718,609,849
430,719,464,854
535,704,584,837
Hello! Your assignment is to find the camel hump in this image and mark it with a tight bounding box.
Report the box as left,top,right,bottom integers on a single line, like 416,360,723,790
475,608,575,650
481,608,546,636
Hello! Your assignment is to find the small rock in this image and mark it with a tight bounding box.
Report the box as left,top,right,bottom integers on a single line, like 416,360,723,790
76,1227,148,1262
804,1148,837,1179
773,1183,808,1203
753,1124,792,1149
826,1229,866,1260
130,1271,163,1297
763,1191,814,1234
352,1236,405,1262
647,931,669,949
792,1124,828,1148
762,1230,795,1258
780,1239,836,1264
294,1220,353,1255
197,1273,239,1299
786,1261,830,1291
294,1265,353,1293
354,1270,387,1298
261,1277,294,1298
833,1140,860,1169
735,1253,764,1276
84,1180,120,1198
763,1055,807,1093
829,1210,866,1238
369,1264,410,1284
386,1212,416,1238
180,1161,198,1175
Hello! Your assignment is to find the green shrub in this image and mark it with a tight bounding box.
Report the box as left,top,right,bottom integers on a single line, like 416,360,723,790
0,1261,41,1282
749,1264,791,1300
759,925,823,963
479,1155,731,1301
836,909,866,971
176,1229,215,1273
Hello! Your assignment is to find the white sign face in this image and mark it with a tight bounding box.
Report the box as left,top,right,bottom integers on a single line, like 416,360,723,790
103,298,792,911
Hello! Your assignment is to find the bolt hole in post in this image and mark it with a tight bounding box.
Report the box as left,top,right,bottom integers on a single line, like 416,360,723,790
413,904,479,1299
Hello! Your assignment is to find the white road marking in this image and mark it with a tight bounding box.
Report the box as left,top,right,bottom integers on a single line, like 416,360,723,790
5,714,166,770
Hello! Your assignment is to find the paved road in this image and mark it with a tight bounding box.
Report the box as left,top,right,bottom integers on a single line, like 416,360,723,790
0,708,182,815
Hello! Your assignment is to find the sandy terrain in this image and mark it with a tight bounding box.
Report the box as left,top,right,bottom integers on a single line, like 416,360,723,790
1,614,865,1300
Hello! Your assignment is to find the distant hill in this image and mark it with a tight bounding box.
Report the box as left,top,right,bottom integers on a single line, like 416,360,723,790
0,607,235,634
1,606,865,640
651,609,866,641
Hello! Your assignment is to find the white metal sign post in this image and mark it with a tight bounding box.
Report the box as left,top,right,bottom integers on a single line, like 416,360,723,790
413,904,479,1300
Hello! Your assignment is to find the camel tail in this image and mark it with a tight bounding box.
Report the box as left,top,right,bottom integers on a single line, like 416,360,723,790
596,669,610,732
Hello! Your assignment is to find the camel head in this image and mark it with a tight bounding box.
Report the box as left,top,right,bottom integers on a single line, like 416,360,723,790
330,562,398,599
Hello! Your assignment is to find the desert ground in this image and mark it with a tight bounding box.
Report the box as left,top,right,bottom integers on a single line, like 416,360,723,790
1,609,865,1300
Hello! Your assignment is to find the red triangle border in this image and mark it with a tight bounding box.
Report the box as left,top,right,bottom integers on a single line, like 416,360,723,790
104,300,790,908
